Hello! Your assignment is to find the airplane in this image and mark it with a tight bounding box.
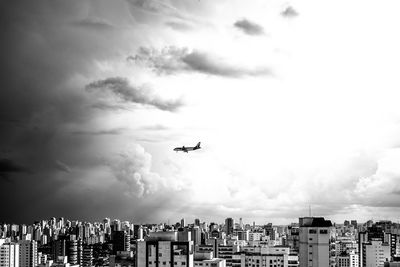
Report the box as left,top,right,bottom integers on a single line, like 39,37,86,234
173,142,201,153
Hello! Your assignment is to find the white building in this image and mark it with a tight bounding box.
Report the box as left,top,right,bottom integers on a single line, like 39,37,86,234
194,251,226,267
241,252,288,267
336,251,358,267
362,239,390,267
0,239,19,267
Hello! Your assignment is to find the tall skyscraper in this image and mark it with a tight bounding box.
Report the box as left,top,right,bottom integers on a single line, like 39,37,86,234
52,239,67,261
82,245,93,267
18,240,38,267
67,240,78,265
112,231,129,254
299,217,332,267
225,218,234,236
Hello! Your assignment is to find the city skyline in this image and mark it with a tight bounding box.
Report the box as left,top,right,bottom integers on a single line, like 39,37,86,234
2,0,400,225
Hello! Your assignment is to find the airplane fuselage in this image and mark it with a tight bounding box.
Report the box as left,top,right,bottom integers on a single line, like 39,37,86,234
174,142,201,153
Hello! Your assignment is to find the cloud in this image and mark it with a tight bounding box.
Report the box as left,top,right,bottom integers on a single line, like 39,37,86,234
74,17,114,30
281,6,298,18
55,160,72,173
85,77,183,112
126,0,189,22
140,124,169,131
0,158,30,181
107,144,167,197
128,46,272,77
71,128,126,135
165,21,193,31
234,19,264,36
127,0,180,16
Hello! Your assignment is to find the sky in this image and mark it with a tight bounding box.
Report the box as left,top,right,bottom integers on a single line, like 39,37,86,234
1,0,400,225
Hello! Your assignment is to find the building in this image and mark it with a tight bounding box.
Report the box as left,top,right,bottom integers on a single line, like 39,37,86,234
241,252,288,267
288,254,299,267
299,217,332,267
225,219,234,236
0,239,19,267
218,245,239,267
136,231,194,267
361,239,390,267
193,251,226,267
236,231,249,242
52,239,67,261
384,262,400,267
18,240,38,267
82,245,93,267
336,251,358,267
112,231,130,254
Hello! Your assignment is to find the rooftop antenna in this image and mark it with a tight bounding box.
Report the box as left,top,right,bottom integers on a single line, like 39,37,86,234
309,204,312,217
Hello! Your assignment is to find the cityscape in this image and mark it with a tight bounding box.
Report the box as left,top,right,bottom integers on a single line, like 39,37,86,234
1,216,400,267
2,0,400,267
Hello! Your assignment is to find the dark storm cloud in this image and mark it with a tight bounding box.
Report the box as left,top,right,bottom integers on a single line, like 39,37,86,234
234,19,264,36
86,77,183,112
0,158,30,180
128,46,272,77
281,6,299,18
0,1,187,224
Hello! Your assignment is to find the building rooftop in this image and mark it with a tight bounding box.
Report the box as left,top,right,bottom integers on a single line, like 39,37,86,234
299,217,332,227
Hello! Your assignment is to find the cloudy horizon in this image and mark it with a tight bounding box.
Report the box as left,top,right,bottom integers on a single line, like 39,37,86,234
1,0,400,225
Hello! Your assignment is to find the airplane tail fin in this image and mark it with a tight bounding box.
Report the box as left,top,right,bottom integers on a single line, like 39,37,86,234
195,142,201,149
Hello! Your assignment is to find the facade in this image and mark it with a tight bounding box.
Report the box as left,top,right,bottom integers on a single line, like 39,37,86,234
362,239,390,267
336,251,358,267
225,219,234,237
194,258,226,267
194,251,226,267
236,231,249,242
0,239,19,267
18,240,38,267
218,246,237,267
137,233,194,267
242,252,288,267
287,254,299,267
299,217,332,267
82,245,93,267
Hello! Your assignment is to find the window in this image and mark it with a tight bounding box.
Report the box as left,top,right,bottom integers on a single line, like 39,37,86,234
309,229,317,234
320,229,328,234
